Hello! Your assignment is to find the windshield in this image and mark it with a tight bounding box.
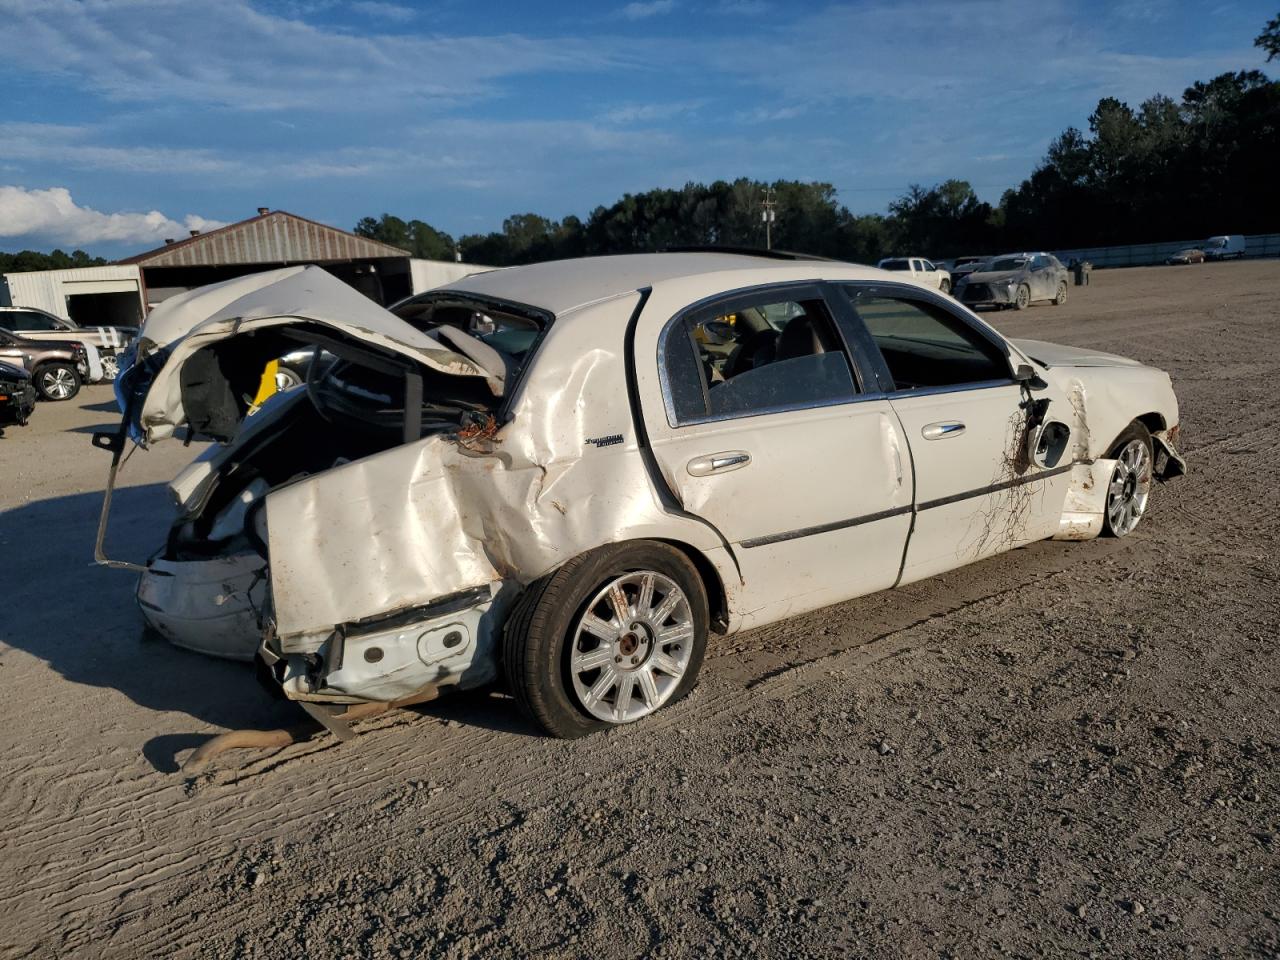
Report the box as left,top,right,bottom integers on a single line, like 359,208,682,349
1203,238,1225,249
879,259,910,271
989,257,1028,271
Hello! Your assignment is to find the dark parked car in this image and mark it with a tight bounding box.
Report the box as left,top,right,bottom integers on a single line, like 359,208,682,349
0,359,36,426
949,255,989,288
1166,248,1205,265
0,329,89,400
955,252,1070,310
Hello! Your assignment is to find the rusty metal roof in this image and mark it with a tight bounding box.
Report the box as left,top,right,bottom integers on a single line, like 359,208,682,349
118,210,410,267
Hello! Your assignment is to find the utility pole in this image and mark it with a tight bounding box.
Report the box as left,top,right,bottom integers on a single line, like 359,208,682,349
760,187,777,250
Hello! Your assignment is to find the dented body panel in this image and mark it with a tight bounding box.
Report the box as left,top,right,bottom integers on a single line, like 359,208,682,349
108,254,1185,709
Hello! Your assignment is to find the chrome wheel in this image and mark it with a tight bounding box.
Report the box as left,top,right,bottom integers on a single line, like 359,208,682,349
568,571,694,723
40,367,77,400
274,366,302,391
100,354,119,380
1106,438,1151,537
1015,284,1030,309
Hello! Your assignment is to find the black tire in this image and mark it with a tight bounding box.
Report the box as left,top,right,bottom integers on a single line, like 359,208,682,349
1014,284,1031,310
1102,422,1154,538
34,363,81,401
503,540,709,738
1053,281,1068,306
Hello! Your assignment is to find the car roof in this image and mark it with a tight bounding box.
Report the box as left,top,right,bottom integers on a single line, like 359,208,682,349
437,252,891,316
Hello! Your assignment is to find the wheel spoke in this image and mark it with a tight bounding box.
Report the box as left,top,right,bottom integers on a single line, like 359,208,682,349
635,572,655,619
580,613,618,642
650,591,681,626
572,644,614,672
637,667,661,707
613,674,635,722
608,583,630,623
583,666,617,708
651,651,684,677
657,622,694,645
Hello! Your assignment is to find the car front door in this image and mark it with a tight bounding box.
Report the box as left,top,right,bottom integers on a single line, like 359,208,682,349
836,283,1073,584
639,282,913,627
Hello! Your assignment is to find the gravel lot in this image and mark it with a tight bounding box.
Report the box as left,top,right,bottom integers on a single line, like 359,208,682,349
1,260,1278,959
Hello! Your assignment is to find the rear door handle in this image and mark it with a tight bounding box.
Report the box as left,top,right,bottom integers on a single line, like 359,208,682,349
687,451,751,476
921,421,965,440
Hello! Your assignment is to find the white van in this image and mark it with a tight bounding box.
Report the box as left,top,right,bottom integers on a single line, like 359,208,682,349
1203,235,1246,260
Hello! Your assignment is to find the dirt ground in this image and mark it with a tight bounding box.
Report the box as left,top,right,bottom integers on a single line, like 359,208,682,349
1,260,1278,959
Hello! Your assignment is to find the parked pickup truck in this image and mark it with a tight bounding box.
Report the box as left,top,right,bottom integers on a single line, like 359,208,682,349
876,257,953,294
0,305,134,381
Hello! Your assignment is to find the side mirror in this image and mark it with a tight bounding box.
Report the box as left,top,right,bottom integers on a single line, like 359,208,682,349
1027,420,1071,469
1013,364,1036,383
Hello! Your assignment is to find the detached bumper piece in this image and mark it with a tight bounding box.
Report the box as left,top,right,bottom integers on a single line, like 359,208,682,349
264,584,509,705
1152,428,1187,481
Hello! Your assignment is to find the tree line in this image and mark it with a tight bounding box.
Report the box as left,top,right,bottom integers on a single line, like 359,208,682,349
357,25,1278,266
0,249,108,273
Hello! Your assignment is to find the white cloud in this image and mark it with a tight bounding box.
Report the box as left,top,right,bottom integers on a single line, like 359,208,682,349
348,1,415,21
0,186,226,247
620,0,675,20
0,0,626,111
599,99,706,123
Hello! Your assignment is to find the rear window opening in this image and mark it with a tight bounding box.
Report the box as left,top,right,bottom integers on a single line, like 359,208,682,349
165,295,550,561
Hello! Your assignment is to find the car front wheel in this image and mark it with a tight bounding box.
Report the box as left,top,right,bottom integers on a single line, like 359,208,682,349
1014,284,1031,310
1103,423,1153,537
35,363,81,401
1053,281,1068,305
940,278,951,295
503,541,709,738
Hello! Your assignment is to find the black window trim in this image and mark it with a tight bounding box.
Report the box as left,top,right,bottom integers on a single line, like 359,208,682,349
656,280,879,428
834,280,1019,399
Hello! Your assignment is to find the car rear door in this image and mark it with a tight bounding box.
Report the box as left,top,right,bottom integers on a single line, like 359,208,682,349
639,282,913,627
835,283,1072,584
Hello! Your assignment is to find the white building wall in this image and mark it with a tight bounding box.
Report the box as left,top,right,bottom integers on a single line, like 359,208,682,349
0,265,145,319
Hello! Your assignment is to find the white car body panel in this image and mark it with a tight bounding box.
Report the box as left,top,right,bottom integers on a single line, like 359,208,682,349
110,255,1184,709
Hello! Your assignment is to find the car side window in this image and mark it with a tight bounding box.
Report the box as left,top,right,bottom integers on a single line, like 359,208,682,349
849,293,1011,391
8,311,62,331
661,292,858,424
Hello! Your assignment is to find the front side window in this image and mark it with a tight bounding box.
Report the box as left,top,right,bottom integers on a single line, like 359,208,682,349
2,311,63,332
849,293,1010,391
662,291,858,424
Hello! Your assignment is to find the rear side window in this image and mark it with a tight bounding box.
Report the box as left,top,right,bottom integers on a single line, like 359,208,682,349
849,293,1010,391
661,291,858,424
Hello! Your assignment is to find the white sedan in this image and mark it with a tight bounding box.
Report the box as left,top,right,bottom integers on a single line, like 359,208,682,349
876,256,953,294
103,254,1185,739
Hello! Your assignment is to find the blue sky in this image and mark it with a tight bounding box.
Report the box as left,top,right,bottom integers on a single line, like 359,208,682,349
0,0,1272,257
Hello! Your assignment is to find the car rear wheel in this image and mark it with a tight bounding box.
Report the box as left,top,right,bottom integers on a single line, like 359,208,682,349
34,363,81,401
1014,284,1031,310
503,541,709,738
1053,281,1068,306
1103,423,1153,538
274,364,303,391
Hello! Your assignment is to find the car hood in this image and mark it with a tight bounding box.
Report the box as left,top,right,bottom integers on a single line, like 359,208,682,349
964,269,1024,284
0,359,30,380
1012,338,1143,369
117,265,495,445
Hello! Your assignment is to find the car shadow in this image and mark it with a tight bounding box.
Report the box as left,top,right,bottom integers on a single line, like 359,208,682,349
0,484,299,772
82,399,121,413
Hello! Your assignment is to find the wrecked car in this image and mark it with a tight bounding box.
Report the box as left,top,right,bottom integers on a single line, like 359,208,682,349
0,358,36,426
955,252,1070,310
100,256,1185,738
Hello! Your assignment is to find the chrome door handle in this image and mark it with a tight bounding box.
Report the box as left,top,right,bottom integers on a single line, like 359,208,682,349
687,451,751,476
921,421,965,440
